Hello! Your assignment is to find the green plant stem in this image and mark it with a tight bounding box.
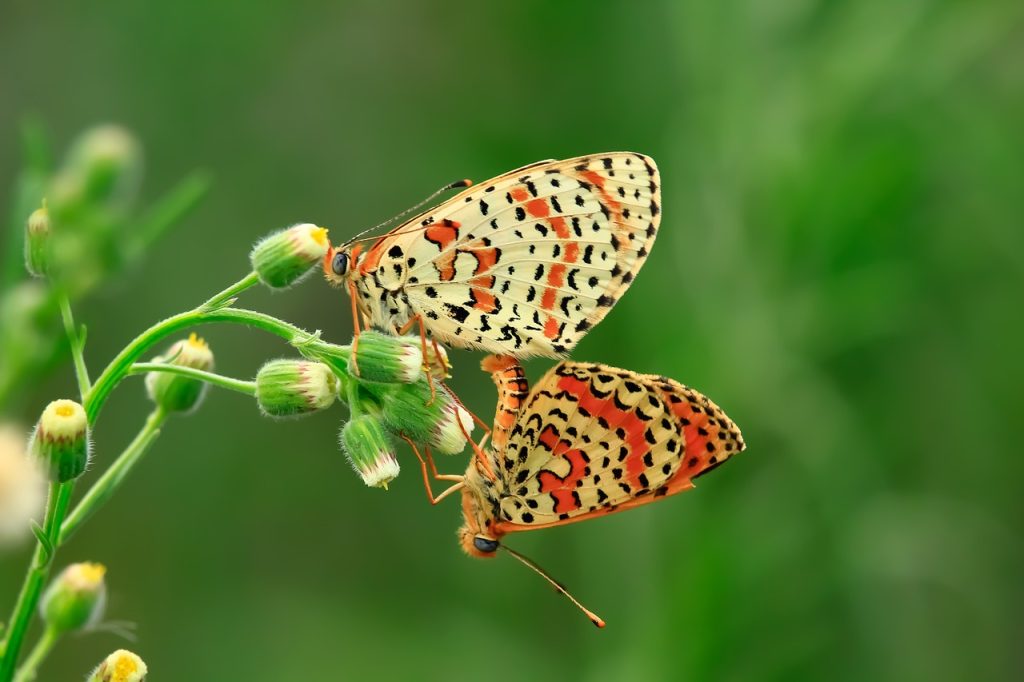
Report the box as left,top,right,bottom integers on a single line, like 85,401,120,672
200,270,260,310
0,483,73,682
128,363,257,395
85,302,314,424
60,408,167,544
125,171,212,262
12,626,59,682
57,292,90,398
2,272,339,681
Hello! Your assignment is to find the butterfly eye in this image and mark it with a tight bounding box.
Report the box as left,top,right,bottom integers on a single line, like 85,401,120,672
331,251,350,276
473,536,499,553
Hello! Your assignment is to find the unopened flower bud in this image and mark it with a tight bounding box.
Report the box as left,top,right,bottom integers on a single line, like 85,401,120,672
52,125,142,208
145,333,214,414
349,331,423,384
256,359,337,418
41,562,107,634
24,203,51,278
88,649,148,682
250,223,330,289
377,380,474,455
431,388,476,455
28,399,90,482
340,415,399,489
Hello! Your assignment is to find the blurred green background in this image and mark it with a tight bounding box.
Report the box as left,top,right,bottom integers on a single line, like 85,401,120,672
2,1,1022,680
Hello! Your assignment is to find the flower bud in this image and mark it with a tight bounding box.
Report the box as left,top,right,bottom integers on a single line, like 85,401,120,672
145,333,214,414
256,359,337,418
376,380,474,455
349,331,423,384
51,125,142,211
250,223,330,289
88,650,148,682
28,399,90,482
40,562,107,634
340,415,399,489
0,424,46,547
24,203,51,278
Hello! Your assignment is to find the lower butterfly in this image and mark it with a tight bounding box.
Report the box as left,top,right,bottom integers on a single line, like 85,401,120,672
409,355,746,627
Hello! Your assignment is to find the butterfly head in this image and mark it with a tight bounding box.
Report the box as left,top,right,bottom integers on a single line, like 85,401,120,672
322,243,359,287
459,525,501,559
458,481,502,558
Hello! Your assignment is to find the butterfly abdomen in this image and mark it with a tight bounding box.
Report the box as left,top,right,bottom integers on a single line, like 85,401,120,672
481,354,529,453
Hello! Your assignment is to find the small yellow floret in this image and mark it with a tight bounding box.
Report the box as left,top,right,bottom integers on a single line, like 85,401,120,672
113,654,139,678
77,562,107,584
39,400,87,440
310,226,329,246
187,332,208,349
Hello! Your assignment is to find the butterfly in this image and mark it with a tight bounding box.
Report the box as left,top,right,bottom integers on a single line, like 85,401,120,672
323,153,660,359
410,354,746,626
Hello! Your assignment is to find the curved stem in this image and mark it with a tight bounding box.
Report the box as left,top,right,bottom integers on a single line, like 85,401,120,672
57,292,90,398
12,626,59,682
84,306,316,424
0,483,73,682
200,270,260,310
60,408,167,544
128,363,257,396
2,273,328,682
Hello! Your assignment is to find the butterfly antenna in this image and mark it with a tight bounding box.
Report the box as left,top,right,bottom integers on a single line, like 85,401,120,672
342,178,473,247
500,545,606,628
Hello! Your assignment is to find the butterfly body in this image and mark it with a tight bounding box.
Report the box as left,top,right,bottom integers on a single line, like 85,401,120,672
325,153,661,357
342,241,419,333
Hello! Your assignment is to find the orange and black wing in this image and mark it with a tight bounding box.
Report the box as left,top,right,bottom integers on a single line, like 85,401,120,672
490,362,745,533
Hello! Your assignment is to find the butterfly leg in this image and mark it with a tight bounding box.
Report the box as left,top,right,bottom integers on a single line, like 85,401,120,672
426,433,489,482
402,436,465,505
429,337,450,378
439,388,496,481
397,314,441,404
348,280,363,376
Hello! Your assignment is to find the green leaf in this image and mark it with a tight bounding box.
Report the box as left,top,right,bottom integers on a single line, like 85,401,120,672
124,171,212,262
30,522,54,566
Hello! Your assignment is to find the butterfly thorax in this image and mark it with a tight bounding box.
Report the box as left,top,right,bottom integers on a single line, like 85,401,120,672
459,459,508,558
349,245,418,333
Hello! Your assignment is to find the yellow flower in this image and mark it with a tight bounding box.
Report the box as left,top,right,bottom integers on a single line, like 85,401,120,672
145,333,215,413
250,223,331,288
41,561,107,633
28,399,91,482
88,649,148,682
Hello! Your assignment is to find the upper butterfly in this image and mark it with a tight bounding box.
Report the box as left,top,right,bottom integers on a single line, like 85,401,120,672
323,152,661,357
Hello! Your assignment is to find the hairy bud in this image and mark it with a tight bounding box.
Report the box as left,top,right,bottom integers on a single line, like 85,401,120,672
28,399,90,482
250,223,330,289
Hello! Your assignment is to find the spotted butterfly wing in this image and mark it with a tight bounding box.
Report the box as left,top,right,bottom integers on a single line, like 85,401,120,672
354,152,660,357
486,362,744,532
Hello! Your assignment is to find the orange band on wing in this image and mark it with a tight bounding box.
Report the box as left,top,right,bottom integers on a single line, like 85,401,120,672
550,216,571,239
543,316,560,340
472,246,499,274
424,220,461,249
557,373,651,490
470,275,497,312
580,170,623,219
